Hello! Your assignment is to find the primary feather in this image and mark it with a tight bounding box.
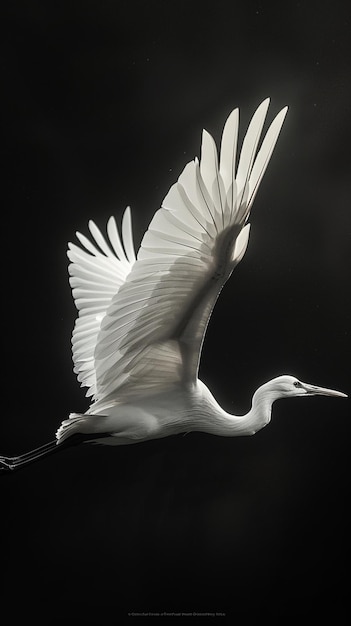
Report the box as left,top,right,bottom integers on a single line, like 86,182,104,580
68,98,287,413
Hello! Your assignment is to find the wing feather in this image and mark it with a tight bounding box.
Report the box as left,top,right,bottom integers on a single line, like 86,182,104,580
121,207,137,264
235,98,270,196
200,129,226,226
220,108,239,194
88,101,288,409
68,208,136,397
247,106,289,208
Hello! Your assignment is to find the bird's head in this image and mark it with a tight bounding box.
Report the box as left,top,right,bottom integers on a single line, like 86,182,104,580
263,375,347,400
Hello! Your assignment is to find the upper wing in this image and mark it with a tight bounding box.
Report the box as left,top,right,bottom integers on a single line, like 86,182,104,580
92,99,288,408
67,207,136,398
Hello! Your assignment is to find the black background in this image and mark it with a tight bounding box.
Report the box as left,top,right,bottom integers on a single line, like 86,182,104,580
1,1,350,621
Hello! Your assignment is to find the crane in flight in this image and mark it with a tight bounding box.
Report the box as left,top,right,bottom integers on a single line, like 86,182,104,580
1,98,347,472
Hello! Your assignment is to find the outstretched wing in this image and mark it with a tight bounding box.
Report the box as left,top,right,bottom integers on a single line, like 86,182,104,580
92,99,288,409
67,207,136,398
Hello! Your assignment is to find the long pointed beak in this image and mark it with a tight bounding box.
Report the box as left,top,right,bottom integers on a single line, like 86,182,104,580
303,383,348,398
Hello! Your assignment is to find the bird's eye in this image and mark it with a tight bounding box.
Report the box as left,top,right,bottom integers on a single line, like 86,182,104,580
294,381,302,388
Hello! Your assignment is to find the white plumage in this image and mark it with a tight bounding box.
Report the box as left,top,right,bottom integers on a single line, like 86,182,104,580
57,96,345,443
0,99,346,471
68,99,286,409
68,209,136,398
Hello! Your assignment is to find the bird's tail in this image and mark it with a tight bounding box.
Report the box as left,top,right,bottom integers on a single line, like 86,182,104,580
55,412,87,443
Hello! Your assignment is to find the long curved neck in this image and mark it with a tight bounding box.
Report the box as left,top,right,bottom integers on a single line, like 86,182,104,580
196,382,276,437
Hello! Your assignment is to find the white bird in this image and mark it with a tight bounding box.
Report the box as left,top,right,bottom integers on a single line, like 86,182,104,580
1,98,347,472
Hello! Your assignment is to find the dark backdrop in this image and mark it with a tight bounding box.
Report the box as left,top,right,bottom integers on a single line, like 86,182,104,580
1,1,350,621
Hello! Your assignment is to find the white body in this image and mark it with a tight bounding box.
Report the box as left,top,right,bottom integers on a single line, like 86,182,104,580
60,379,273,445
0,101,346,473
55,100,346,448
